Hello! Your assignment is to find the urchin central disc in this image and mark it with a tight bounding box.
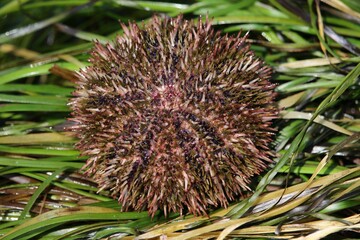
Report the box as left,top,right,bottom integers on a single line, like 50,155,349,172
152,84,184,110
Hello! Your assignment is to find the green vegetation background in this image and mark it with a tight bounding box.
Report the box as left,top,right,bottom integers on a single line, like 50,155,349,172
0,0,359,239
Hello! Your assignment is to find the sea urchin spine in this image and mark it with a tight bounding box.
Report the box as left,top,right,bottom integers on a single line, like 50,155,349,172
70,15,278,217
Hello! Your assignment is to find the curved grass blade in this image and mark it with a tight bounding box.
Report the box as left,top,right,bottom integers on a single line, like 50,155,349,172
112,0,188,12
0,133,74,145
0,12,69,44
0,62,84,85
18,167,72,220
0,0,97,44
1,206,149,240
0,94,67,105
281,111,353,136
0,0,31,15
212,15,305,26
0,157,83,169
0,84,72,96
0,145,79,156
0,104,69,112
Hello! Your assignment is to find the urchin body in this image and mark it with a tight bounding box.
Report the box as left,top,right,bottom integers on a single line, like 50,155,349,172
70,15,278,217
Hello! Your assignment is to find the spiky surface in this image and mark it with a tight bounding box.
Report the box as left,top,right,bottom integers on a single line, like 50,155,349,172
70,15,278,217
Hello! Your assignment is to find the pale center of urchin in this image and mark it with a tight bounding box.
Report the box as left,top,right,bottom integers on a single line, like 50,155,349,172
152,84,183,111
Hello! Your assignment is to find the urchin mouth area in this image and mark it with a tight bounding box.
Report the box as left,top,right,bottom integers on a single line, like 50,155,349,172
151,83,184,111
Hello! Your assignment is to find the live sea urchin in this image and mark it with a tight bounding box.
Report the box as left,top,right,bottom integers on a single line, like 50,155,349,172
70,15,278,217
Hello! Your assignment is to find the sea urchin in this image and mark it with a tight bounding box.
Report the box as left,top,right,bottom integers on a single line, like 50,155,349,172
70,15,278,217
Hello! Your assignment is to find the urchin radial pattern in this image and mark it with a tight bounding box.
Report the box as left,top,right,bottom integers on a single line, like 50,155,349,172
70,15,278,217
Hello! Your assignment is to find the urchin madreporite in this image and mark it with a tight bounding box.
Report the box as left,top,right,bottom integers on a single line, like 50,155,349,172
70,15,278,217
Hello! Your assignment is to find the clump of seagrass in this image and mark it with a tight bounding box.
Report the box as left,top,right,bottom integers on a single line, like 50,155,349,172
70,15,278,217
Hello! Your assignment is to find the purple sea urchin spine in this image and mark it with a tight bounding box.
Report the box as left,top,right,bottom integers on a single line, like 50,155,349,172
70,15,278,217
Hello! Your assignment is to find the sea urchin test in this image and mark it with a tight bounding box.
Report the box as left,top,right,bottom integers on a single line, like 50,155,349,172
70,15,278,217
